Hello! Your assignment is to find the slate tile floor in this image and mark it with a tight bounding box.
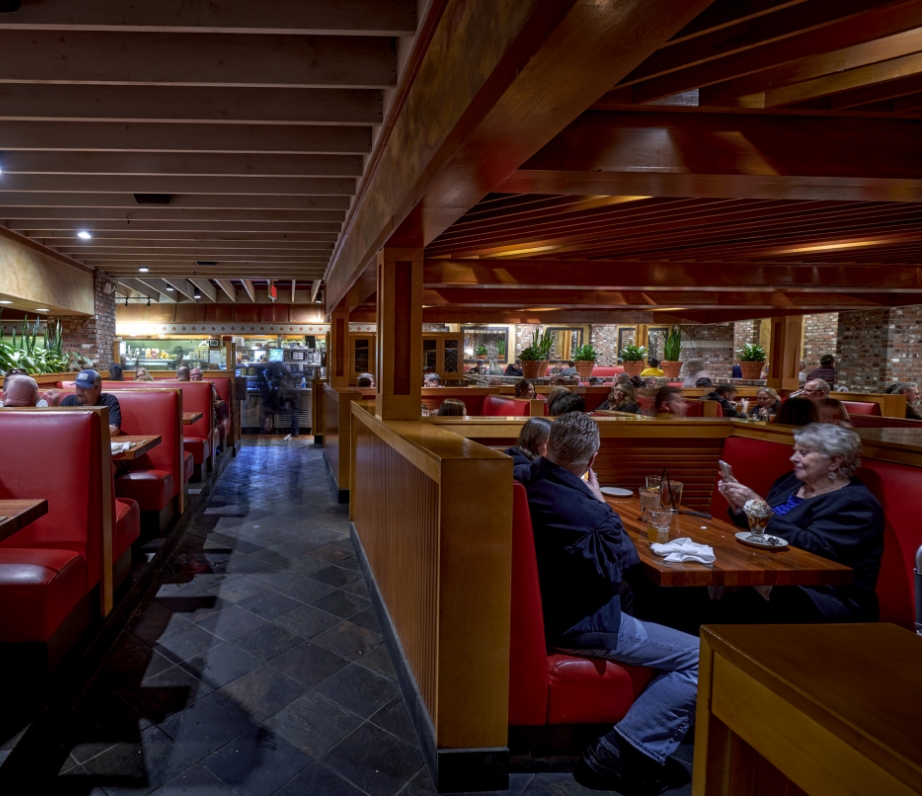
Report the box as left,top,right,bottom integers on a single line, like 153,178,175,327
42,438,693,795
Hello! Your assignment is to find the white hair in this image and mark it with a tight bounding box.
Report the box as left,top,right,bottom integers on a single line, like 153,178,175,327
793,423,862,478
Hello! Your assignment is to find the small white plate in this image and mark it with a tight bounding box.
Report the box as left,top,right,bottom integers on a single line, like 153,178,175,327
735,531,788,550
601,487,633,498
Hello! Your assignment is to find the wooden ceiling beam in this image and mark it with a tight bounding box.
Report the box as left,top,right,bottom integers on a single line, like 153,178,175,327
241,280,256,303
135,277,180,301
310,280,323,303
0,31,397,89
0,152,362,178
214,280,237,302
0,194,352,210
700,26,922,105
326,0,713,311
0,84,382,125
0,175,356,196
107,269,328,279
168,279,198,302
0,208,347,222
189,278,218,303
423,259,922,291
505,111,922,202
830,70,922,108
669,1,812,44
418,307,661,324
8,220,343,233
118,278,166,302
627,0,922,103
59,241,336,252
0,0,419,36
0,121,372,155
764,50,922,107
33,231,341,243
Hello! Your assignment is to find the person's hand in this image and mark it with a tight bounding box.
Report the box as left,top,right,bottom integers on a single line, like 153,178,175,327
586,468,606,504
717,479,760,512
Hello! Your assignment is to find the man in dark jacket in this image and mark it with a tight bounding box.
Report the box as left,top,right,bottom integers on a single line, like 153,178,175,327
514,413,698,793
703,383,740,418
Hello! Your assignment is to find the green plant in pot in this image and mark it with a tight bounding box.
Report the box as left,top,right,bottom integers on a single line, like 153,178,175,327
530,328,554,376
619,344,647,377
661,326,683,379
496,338,506,359
739,342,767,380
572,343,598,379
519,343,542,379
474,344,488,360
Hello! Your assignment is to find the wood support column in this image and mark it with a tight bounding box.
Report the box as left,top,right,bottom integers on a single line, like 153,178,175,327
767,315,804,391
329,304,349,390
375,248,423,421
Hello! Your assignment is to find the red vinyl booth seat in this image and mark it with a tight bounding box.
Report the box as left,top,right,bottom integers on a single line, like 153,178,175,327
841,401,881,416
184,451,194,483
114,498,140,561
0,549,87,643
483,395,531,417
710,436,922,629
111,389,183,512
591,366,625,378
510,481,654,726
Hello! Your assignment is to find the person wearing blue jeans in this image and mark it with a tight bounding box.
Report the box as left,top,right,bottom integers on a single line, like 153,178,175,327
515,412,699,794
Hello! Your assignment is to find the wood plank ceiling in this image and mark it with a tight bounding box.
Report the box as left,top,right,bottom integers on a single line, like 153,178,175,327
343,0,922,325
0,0,419,303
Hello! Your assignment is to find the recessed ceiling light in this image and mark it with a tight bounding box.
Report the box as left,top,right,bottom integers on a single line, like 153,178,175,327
77,230,92,240
165,285,174,291
0,300,12,304
35,308,49,312
138,266,149,272
193,290,202,299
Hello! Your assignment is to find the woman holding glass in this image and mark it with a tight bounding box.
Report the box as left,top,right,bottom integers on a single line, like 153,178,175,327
748,387,781,420
716,423,883,623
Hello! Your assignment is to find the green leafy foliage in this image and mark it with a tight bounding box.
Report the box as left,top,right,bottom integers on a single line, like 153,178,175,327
663,326,682,361
519,345,542,361
619,344,647,362
496,338,506,357
474,344,489,357
573,343,598,362
739,343,767,362
0,311,75,374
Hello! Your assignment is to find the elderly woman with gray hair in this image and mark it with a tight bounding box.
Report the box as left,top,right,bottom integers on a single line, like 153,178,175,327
716,423,883,623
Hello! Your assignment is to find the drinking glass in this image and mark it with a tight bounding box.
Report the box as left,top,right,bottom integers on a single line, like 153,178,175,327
647,508,673,544
661,480,683,513
645,475,663,490
639,487,660,518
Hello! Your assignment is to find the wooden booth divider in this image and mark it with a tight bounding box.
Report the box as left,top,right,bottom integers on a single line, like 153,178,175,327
349,403,512,791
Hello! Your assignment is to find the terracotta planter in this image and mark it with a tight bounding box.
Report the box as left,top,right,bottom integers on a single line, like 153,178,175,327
661,360,682,379
622,360,644,377
521,360,541,379
575,360,594,379
538,361,549,377
739,361,764,379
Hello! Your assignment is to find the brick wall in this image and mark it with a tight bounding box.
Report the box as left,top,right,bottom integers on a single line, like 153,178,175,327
515,324,538,356
681,324,736,379
589,324,619,364
802,312,838,371
733,320,761,355
837,305,922,391
61,270,118,367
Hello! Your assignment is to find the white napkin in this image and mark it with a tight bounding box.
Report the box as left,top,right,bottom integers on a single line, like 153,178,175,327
650,537,715,564
110,441,132,452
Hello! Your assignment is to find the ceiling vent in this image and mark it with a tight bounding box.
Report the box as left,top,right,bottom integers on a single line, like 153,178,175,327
196,261,217,266
134,194,171,205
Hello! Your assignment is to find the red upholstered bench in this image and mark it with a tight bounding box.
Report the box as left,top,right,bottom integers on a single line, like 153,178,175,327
591,366,624,378
484,395,531,417
711,435,922,630
510,481,654,726
841,401,881,416
205,377,233,447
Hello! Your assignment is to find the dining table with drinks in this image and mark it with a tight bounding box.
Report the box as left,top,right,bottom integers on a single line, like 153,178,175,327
601,474,854,588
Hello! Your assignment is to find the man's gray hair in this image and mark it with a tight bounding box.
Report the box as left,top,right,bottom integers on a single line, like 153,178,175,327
891,381,917,395
806,378,831,396
793,422,862,478
5,374,39,402
547,411,599,469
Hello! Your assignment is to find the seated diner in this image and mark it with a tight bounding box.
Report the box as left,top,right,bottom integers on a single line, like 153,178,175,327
0,374,48,407
175,365,191,381
547,391,585,416
818,397,851,426
437,397,466,416
703,383,740,418
717,423,883,623
60,369,122,436
514,412,699,793
133,367,155,382
503,416,551,467
598,381,639,413
514,378,536,399
750,387,781,420
775,396,819,426
654,385,685,417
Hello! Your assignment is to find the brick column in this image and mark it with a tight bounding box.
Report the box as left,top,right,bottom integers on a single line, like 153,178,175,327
802,313,839,372
61,270,118,368
836,306,922,391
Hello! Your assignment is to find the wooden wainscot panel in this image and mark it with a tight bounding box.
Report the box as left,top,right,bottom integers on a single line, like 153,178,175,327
350,404,512,752
322,383,370,500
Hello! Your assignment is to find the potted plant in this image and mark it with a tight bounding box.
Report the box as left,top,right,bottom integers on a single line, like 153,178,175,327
661,326,683,379
519,344,542,379
739,342,766,379
496,338,506,360
474,344,488,361
572,343,598,380
619,344,647,377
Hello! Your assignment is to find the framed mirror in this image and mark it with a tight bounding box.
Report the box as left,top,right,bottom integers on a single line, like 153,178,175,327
617,327,636,360
646,326,669,363
544,327,584,361
461,326,510,362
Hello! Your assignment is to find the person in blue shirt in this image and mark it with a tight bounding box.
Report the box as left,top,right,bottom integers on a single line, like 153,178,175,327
514,412,698,793
61,369,122,436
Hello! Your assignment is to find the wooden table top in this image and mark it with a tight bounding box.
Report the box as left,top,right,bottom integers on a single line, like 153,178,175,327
183,412,203,424
0,499,48,542
604,494,854,587
111,435,161,460
701,623,922,790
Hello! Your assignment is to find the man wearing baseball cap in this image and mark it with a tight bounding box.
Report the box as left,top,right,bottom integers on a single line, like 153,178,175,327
61,369,123,436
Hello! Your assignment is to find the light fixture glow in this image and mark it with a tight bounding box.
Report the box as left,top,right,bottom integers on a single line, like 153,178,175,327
193,290,202,299
0,300,12,304
165,285,174,291
138,266,149,272
77,230,92,240
35,308,49,312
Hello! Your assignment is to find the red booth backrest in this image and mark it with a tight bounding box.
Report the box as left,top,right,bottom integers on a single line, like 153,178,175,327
0,410,105,589
115,390,182,501
483,395,530,417
849,416,922,429
509,481,550,725
841,401,880,416
205,378,231,410
683,400,703,417
591,366,624,378
708,437,794,519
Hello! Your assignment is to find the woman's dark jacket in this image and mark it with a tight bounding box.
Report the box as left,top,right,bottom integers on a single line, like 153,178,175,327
597,400,639,414
729,471,884,621
504,446,533,468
